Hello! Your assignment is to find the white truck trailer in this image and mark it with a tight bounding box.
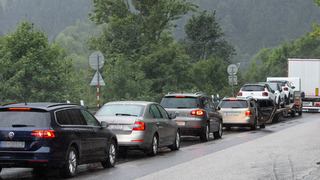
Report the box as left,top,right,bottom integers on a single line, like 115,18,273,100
288,58,320,112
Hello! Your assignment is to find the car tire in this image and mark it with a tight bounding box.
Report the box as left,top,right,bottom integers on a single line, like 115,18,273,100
0,167,2,173
285,95,290,105
250,117,258,130
62,146,78,178
213,121,223,139
168,130,180,151
147,134,158,156
200,123,210,142
260,124,265,129
101,139,117,168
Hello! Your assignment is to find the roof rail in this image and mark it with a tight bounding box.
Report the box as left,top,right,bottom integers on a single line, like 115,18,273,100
47,103,79,108
195,92,203,95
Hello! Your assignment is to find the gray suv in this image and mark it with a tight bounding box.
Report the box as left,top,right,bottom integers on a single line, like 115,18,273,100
160,93,223,141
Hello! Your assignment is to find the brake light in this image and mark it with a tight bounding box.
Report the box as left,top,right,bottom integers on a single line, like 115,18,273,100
283,87,288,91
175,95,186,98
9,108,31,111
191,110,204,116
315,103,320,106
31,130,55,138
237,92,242,96
245,110,252,116
133,121,145,131
229,99,239,101
262,92,268,96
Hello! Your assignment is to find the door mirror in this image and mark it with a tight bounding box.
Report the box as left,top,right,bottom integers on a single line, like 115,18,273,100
100,121,108,128
169,114,176,119
292,86,295,89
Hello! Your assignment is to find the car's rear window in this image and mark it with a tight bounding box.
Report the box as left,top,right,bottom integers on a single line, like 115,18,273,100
219,100,248,108
242,85,264,91
160,97,198,108
96,104,144,117
0,111,51,127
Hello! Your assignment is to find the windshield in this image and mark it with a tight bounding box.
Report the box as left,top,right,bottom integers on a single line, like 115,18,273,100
160,97,198,108
219,100,248,108
95,104,144,116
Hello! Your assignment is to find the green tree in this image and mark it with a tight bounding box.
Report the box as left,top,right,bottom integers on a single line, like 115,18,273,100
88,0,198,102
181,10,235,62
0,20,78,103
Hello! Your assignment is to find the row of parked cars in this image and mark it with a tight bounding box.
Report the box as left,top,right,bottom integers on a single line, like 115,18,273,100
0,80,294,178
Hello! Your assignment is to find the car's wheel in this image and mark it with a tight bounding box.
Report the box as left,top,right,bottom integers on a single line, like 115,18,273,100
0,167,2,173
250,117,258,130
260,124,265,129
147,134,158,156
101,139,117,168
168,130,180,151
213,121,223,139
62,146,78,178
200,123,210,142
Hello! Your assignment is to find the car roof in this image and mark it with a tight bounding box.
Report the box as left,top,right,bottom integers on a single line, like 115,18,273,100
163,92,206,97
0,102,80,111
103,101,157,106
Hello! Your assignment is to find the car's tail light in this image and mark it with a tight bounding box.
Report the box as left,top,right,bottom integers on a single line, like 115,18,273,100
229,99,239,101
283,87,288,91
237,92,243,96
133,121,145,131
262,92,268,96
191,110,204,116
31,130,55,138
245,110,252,116
315,103,320,106
9,108,31,111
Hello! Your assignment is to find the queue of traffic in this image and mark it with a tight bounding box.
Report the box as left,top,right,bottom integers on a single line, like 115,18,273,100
0,77,303,178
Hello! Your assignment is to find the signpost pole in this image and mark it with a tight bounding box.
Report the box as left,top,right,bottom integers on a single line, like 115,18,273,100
97,55,100,108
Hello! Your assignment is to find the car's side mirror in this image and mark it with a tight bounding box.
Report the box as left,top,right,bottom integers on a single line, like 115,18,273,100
301,91,305,98
292,86,295,89
216,106,221,111
271,90,275,93
169,114,176,119
100,121,108,128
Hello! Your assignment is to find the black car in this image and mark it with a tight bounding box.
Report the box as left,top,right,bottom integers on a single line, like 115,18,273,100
160,93,223,142
0,103,118,178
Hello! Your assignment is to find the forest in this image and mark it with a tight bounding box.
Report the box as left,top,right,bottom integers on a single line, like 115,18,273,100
1,0,320,107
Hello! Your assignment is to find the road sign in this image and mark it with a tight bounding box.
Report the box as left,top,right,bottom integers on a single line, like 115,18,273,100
229,75,237,85
227,64,238,75
89,51,104,70
90,71,105,86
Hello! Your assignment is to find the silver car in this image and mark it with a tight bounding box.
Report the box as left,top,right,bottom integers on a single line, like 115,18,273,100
217,97,259,130
95,101,180,156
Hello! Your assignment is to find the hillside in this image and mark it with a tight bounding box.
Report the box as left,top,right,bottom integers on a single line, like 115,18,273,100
1,0,320,69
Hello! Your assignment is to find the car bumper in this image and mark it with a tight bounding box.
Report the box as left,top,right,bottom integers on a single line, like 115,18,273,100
116,131,150,150
0,147,66,168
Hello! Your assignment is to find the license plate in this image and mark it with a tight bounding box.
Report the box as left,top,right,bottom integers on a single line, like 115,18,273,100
109,125,123,130
225,112,240,116
176,121,185,126
0,141,25,148
303,102,312,106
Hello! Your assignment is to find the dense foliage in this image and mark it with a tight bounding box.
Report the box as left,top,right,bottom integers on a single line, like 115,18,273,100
0,21,80,104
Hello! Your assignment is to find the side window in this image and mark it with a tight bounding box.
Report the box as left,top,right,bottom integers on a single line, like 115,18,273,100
67,109,87,125
80,109,100,126
56,110,72,125
157,105,169,119
203,98,210,110
56,109,86,125
149,105,161,118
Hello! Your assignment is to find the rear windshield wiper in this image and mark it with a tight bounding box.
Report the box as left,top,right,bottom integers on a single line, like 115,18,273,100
115,113,137,116
12,124,35,127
